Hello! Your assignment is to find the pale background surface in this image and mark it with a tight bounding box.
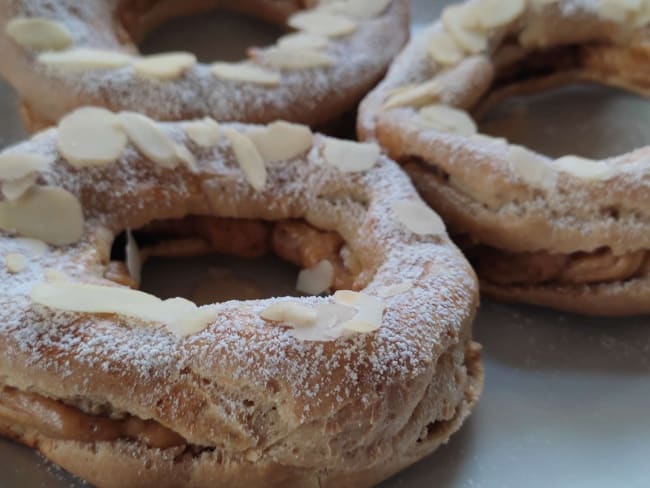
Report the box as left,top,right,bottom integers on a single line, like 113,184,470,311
1,1,649,487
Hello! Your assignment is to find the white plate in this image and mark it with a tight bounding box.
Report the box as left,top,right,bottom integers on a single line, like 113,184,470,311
1,1,649,487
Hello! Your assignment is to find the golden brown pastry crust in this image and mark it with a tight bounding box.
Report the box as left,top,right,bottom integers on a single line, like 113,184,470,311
0,117,481,486
0,0,409,131
359,0,650,315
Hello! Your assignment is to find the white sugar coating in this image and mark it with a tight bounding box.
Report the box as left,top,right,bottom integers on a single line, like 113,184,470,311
359,0,650,256
1,0,410,127
0,120,477,431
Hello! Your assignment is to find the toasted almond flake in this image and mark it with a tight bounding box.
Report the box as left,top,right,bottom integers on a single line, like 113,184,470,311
382,79,442,110
297,260,335,295
555,155,614,181
6,17,72,51
223,128,267,191
31,282,212,336
183,117,222,147
2,173,37,201
442,4,488,53
291,302,356,341
261,301,318,327
211,62,281,85
6,253,27,273
0,152,52,180
277,32,329,50
175,144,197,171
333,290,385,333
118,111,178,168
0,186,84,246
248,121,313,162
132,52,196,80
378,280,414,298
288,11,357,37
57,107,127,168
14,238,48,257
469,0,526,29
428,30,464,66
125,230,142,287
261,47,334,69
165,303,217,337
323,139,380,173
393,200,446,236
419,104,477,136
39,48,131,71
508,145,557,188
44,269,70,283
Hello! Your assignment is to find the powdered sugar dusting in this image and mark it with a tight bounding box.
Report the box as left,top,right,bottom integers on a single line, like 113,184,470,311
0,120,477,441
0,0,409,126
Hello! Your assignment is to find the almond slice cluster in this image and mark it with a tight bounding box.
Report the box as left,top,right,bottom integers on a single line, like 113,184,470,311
0,152,52,201
6,17,73,51
31,282,217,337
259,290,385,341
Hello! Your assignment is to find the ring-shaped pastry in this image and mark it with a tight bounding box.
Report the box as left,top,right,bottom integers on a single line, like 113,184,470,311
0,0,409,131
0,108,481,487
359,0,650,315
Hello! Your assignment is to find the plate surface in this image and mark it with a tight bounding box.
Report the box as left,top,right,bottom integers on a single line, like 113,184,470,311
1,1,649,487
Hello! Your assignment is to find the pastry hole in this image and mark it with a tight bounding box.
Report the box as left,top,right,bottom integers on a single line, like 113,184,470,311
479,83,650,159
131,9,284,62
107,216,357,303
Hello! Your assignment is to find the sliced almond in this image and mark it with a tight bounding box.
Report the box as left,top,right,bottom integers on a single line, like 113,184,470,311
0,186,84,246
223,128,267,191
6,17,72,51
31,282,211,336
133,52,196,80
184,117,221,147
333,290,385,333
323,139,380,173
419,104,477,136
382,79,442,110
392,200,446,236
0,152,52,180
278,32,329,50
125,230,141,287
261,301,318,327
261,47,334,69
167,306,216,337
290,302,356,341
248,121,313,162
57,107,127,168
428,29,464,66
555,156,614,181
378,280,414,298
297,260,335,295
442,4,488,53
6,253,27,274
288,11,357,37
118,112,178,168
39,48,131,71
469,0,526,29
211,62,281,86
2,174,37,201
508,145,557,189
175,144,197,171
